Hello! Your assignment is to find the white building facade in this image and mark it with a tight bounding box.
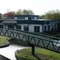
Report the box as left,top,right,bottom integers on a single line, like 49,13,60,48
0,15,59,33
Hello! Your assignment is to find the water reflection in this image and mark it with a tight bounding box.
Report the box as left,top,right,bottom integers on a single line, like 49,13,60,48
0,44,27,60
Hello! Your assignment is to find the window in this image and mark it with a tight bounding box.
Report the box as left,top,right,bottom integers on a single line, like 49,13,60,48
48,25,50,31
44,26,46,31
0,25,3,28
24,26,29,31
34,17,37,19
54,24,56,29
25,17,28,20
14,17,17,19
17,26,21,30
51,24,54,30
34,26,40,32
8,25,14,29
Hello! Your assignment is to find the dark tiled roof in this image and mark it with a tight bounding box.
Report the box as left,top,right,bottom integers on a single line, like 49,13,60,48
0,20,3,23
0,23,3,25
14,15,39,17
16,20,49,24
0,19,60,25
14,15,40,20
2,20,17,24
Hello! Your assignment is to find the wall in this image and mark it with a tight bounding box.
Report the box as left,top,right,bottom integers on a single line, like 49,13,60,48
29,24,43,32
0,21,58,33
17,24,28,31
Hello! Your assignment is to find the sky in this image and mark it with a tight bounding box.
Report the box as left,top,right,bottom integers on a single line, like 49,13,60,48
0,0,60,15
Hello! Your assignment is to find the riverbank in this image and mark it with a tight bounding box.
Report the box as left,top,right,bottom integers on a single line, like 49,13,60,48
0,36,10,48
0,36,27,60
9,38,30,46
15,31,60,60
15,47,60,60
0,36,10,45
0,36,60,60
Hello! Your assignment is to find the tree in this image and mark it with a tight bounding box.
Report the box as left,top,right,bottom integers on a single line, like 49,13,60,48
22,9,34,15
3,11,15,19
22,9,28,15
0,13,2,19
43,10,60,20
39,15,45,19
15,9,34,15
15,9,23,15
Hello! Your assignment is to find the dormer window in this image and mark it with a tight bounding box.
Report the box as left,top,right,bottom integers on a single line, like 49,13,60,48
14,17,17,19
34,17,37,19
25,17,28,20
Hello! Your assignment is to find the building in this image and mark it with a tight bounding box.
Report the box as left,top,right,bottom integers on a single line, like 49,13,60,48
0,15,60,33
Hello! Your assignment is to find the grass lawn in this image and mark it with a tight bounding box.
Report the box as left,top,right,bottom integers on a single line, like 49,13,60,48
35,48,60,60
0,36,10,45
15,31,60,60
0,32,60,60
16,48,60,60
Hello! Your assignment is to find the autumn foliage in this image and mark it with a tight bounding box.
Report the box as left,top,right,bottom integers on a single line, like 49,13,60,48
3,11,15,18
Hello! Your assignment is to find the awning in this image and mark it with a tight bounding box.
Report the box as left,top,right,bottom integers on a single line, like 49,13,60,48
2,20,17,24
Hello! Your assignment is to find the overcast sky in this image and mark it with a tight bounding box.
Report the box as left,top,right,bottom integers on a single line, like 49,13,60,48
0,0,60,15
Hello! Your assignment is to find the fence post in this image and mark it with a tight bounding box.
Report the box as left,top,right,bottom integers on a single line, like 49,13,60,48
31,44,35,55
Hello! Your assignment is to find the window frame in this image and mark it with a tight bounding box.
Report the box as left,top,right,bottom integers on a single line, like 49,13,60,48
34,26,40,32
24,26,29,31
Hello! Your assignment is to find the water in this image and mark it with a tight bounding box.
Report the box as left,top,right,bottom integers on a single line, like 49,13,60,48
0,44,27,60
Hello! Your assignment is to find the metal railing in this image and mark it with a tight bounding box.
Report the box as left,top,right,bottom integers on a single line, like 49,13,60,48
0,29,60,53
